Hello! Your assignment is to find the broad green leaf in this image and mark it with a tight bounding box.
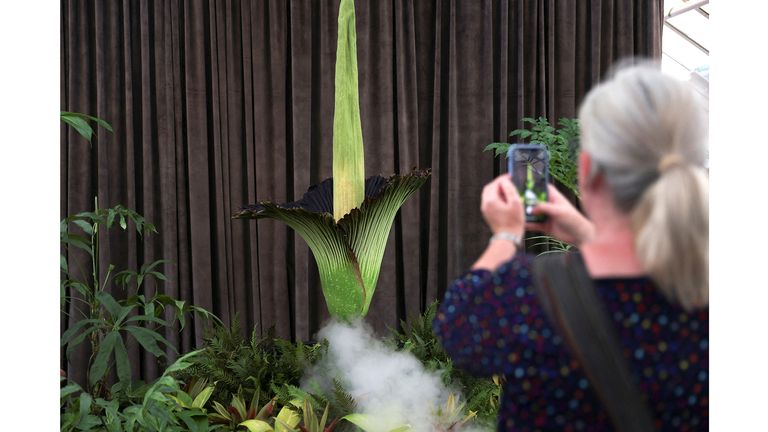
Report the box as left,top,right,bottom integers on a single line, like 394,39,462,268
239,419,274,432
162,349,203,375
107,208,116,228
212,400,231,419
178,410,210,432
65,325,102,357
60,383,83,400
124,325,170,357
333,0,365,221
61,232,93,256
191,385,215,409
78,391,93,420
60,319,102,346
97,291,128,321
276,406,301,430
89,331,119,385
113,334,132,385
125,314,168,327
232,395,248,421
342,414,411,432
72,219,94,235
61,114,93,142
61,254,68,273
61,111,113,132
120,214,127,230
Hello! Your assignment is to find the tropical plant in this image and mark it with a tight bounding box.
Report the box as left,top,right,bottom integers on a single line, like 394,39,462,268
61,200,219,398
484,116,580,197
61,350,218,432
233,0,430,320
176,318,327,408
61,112,219,405
208,389,279,429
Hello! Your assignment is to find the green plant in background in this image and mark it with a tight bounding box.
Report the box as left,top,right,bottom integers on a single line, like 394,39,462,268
485,116,580,197
233,0,430,320
61,350,216,432
61,201,219,398
175,318,327,409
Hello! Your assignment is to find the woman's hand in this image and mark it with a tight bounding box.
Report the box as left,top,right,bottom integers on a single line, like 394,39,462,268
480,174,525,236
526,184,595,246
472,174,525,271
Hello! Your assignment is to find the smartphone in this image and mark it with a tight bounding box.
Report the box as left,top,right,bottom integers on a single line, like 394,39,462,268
507,144,549,222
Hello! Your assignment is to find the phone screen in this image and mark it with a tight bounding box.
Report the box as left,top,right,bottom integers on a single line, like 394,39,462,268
508,144,549,222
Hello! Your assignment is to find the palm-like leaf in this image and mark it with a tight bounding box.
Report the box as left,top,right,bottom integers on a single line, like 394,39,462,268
234,170,429,319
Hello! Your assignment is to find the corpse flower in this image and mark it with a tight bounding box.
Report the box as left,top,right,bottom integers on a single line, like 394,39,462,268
233,0,430,319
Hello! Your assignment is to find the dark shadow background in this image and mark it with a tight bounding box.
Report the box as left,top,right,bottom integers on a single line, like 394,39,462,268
61,0,662,384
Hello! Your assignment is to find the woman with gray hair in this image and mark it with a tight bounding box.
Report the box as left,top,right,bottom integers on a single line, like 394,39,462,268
434,63,708,431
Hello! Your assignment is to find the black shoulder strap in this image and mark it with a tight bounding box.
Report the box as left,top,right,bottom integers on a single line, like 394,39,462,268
533,252,655,432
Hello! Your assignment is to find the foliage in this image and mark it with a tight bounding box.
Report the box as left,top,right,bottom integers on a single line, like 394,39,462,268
61,200,219,398
176,318,328,409
208,389,278,429
61,111,114,144
61,350,219,432
484,116,580,197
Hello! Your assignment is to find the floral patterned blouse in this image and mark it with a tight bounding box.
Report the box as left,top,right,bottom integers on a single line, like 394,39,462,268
433,253,708,431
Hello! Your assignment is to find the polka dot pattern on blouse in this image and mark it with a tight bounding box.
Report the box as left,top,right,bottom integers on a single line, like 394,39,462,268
433,253,708,431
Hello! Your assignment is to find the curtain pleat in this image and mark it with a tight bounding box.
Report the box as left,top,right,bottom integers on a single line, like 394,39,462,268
61,0,663,384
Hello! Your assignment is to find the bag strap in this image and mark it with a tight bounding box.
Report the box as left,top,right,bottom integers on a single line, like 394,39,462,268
533,252,655,432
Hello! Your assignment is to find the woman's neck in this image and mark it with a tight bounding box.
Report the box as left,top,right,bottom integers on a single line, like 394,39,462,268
579,197,645,278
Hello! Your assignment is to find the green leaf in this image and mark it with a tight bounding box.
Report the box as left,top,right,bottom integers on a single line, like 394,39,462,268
239,419,274,432
178,410,210,432
65,325,102,357
60,383,83,400
61,319,102,346
61,114,93,142
78,390,93,420
276,405,301,430
113,334,132,385
106,209,116,228
61,254,68,273
61,111,113,133
333,0,365,221
191,385,215,409
90,331,120,385
97,291,128,321
124,325,171,357
61,232,93,256
125,314,168,327
119,214,127,230
232,395,248,421
72,219,94,235
162,349,203,375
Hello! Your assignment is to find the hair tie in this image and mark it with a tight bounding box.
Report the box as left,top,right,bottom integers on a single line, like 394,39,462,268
658,153,684,173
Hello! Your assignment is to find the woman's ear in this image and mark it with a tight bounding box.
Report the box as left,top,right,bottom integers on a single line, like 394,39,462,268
578,151,593,190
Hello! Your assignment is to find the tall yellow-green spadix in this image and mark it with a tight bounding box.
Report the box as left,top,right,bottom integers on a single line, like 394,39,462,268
333,0,365,221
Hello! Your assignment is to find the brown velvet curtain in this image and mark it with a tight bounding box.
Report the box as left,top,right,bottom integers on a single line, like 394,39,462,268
61,0,663,384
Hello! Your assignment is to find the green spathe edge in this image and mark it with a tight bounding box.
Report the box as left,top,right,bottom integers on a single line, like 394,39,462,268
234,170,430,319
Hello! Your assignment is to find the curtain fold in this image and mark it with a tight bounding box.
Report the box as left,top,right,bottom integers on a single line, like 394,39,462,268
61,0,663,384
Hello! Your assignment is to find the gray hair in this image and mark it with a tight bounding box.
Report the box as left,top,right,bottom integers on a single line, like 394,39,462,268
579,61,708,310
